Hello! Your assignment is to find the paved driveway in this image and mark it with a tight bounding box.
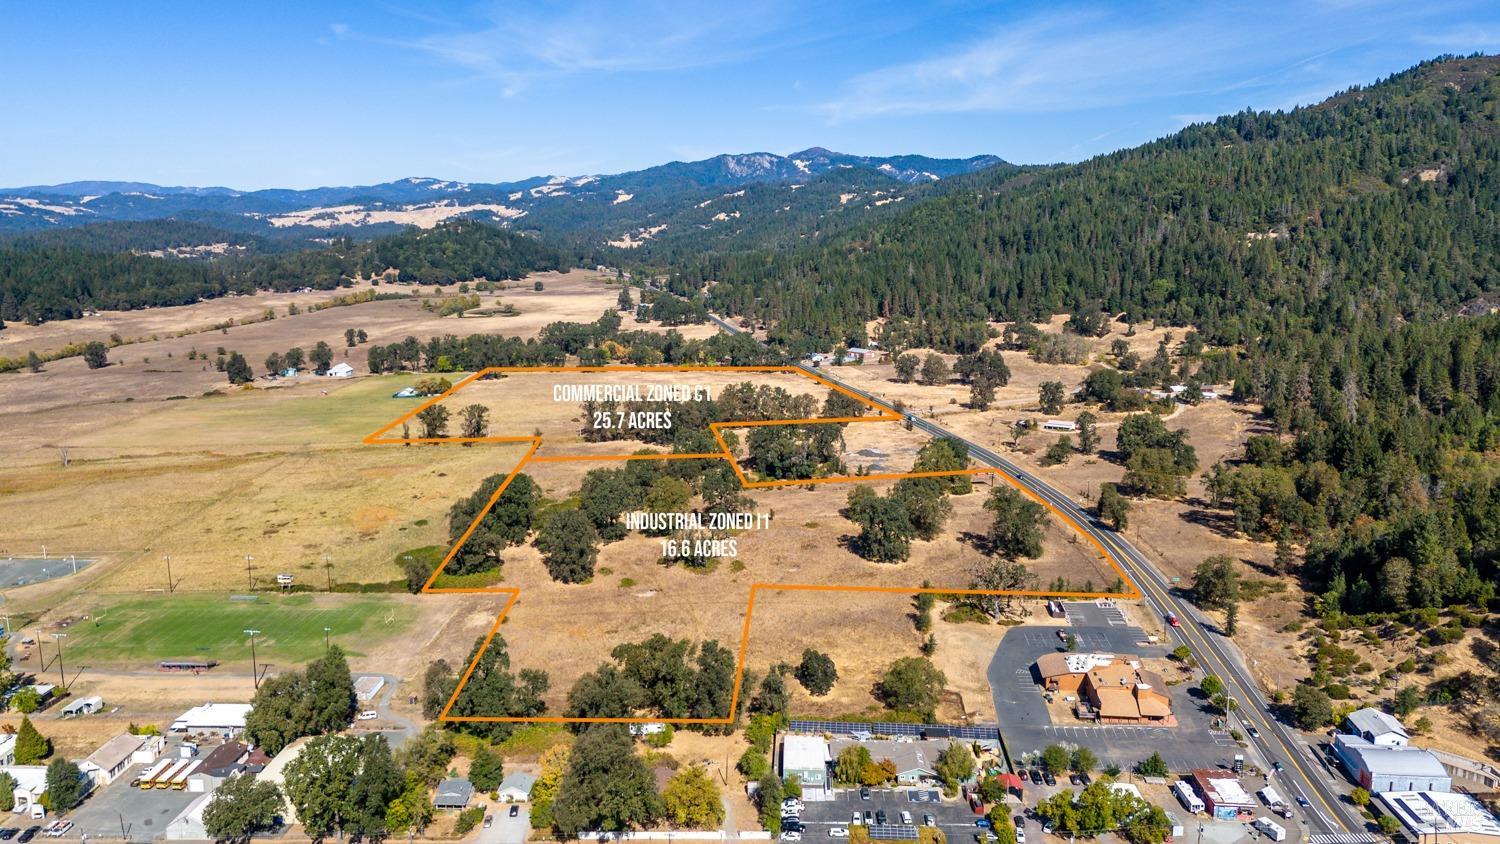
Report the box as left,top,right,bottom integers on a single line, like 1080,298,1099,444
989,605,1236,772
477,804,529,844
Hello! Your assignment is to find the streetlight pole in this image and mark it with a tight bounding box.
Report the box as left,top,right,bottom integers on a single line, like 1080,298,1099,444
244,629,261,688
52,633,67,688
323,554,332,592
163,553,173,593
323,627,331,651
244,555,254,591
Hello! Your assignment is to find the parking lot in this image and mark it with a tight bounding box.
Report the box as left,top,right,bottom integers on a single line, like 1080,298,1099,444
989,602,1237,772
63,764,200,842
795,787,995,842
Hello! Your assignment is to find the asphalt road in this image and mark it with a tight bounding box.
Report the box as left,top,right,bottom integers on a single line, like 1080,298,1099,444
699,310,1362,835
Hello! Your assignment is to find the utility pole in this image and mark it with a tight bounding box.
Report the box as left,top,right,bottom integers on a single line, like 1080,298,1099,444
244,555,254,591
323,554,332,592
163,553,173,593
52,633,67,689
244,629,261,689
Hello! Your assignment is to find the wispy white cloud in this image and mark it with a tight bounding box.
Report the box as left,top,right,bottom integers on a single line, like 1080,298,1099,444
354,0,815,96
816,1,1498,122
817,9,1254,121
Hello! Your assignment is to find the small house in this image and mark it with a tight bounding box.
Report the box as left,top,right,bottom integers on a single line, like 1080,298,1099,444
497,771,537,803
279,368,299,378
435,778,475,809
325,363,355,378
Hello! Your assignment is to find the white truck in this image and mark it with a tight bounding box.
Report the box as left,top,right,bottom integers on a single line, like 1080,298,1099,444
1254,818,1288,842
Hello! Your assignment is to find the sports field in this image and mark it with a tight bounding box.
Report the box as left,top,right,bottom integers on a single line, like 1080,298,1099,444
56,593,418,667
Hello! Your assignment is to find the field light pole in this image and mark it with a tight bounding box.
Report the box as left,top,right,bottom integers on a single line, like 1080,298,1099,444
323,626,331,651
244,629,261,689
52,633,67,689
244,555,254,591
323,554,332,592
163,553,174,593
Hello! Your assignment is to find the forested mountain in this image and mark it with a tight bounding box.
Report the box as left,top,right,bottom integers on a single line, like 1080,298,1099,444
684,55,1499,353
0,220,564,323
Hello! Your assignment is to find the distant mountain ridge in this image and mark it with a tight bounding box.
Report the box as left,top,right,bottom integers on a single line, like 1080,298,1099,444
0,149,1005,240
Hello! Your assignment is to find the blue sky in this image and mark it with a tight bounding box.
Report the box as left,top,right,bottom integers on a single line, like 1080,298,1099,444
3,0,1497,189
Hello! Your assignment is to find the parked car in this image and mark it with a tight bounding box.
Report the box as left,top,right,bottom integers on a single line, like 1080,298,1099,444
1069,774,1082,785
1016,827,1027,844
0,830,17,841
976,818,993,829
783,799,805,814
829,829,849,839
1247,726,1261,739
15,829,38,844
1078,772,1092,785
782,832,802,842
483,816,493,829
1015,817,1026,828
1028,769,1043,785
509,805,520,818
876,811,888,825
43,823,71,839
853,813,863,826
1043,772,1057,786
924,815,937,827
860,787,871,800
901,811,913,825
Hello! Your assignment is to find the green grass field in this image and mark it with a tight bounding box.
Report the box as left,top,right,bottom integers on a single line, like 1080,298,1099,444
60,593,418,667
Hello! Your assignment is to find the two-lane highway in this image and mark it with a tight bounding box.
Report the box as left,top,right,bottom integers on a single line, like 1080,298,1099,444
699,311,1361,835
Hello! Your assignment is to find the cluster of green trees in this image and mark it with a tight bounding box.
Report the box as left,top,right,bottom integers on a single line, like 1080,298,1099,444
541,725,723,835
422,634,548,740
204,725,470,841
0,219,565,326
244,646,358,754
844,438,969,562
566,634,735,726
1034,778,1173,844
366,312,780,374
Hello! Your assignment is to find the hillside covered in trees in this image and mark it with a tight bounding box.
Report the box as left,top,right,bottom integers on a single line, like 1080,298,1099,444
682,55,1499,353
0,219,566,324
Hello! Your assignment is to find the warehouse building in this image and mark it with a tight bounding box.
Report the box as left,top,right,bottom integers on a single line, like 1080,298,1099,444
1378,790,1500,844
1344,708,1411,747
171,703,252,737
1333,734,1451,793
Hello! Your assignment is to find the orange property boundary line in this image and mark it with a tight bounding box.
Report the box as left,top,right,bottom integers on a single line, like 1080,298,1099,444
363,365,1142,724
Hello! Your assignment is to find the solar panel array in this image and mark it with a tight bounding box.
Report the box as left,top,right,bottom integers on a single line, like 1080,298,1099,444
867,825,920,840
789,720,1000,741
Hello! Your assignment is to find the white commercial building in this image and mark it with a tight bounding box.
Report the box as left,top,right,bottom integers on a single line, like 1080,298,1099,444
171,703,252,736
81,733,164,786
780,735,831,798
